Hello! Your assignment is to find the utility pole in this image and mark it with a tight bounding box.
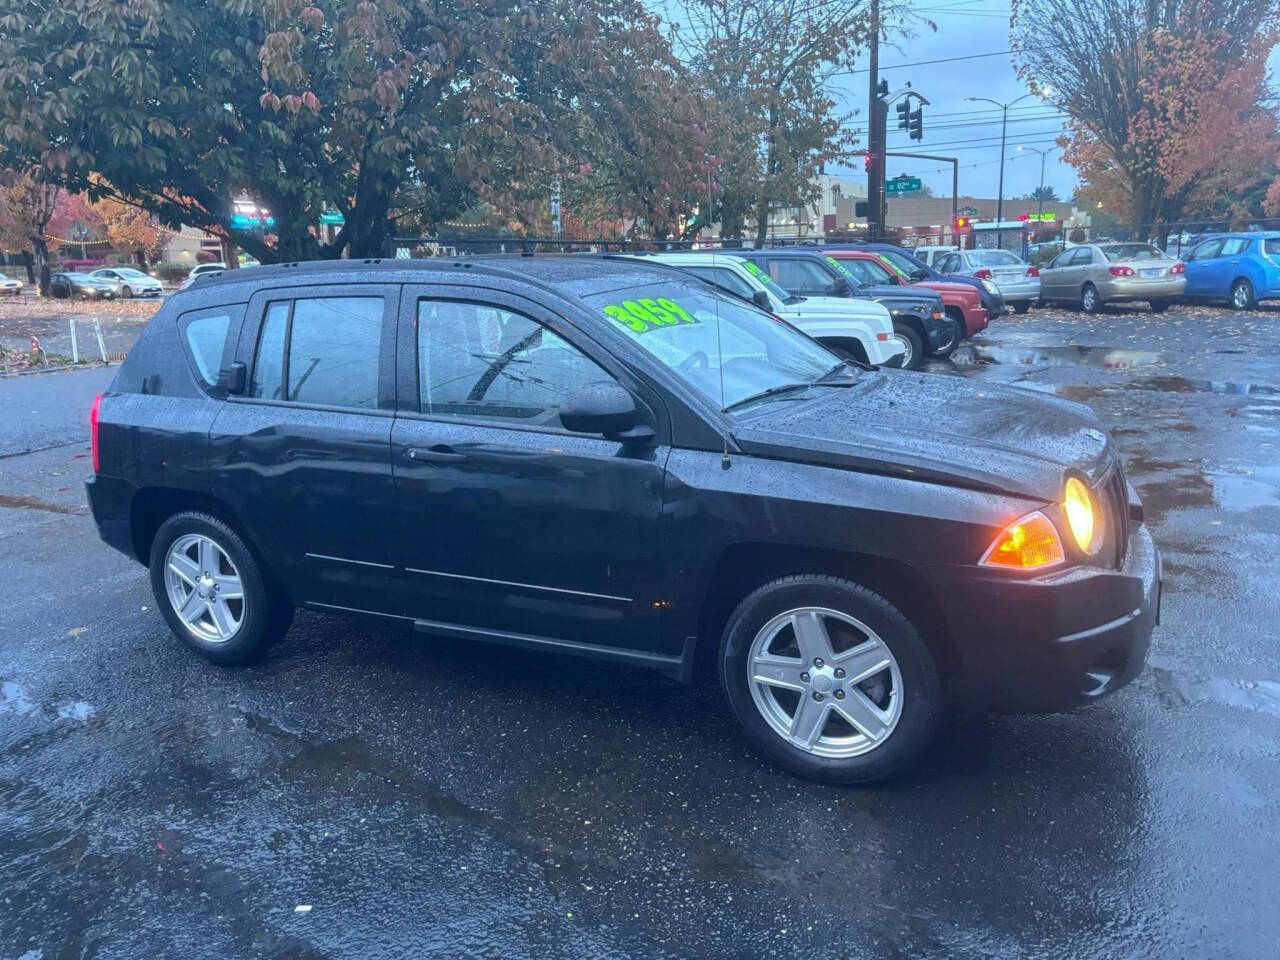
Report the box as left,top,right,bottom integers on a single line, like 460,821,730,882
866,0,882,241
885,150,958,233
966,93,1032,247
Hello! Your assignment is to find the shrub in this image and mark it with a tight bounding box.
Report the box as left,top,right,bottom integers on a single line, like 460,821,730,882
152,261,191,282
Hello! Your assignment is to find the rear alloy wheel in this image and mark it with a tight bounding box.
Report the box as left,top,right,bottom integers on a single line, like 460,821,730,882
1012,301,1031,314
121,285,133,298
891,322,923,370
719,575,941,783
1231,278,1256,311
1081,283,1101,313
149,511,292,664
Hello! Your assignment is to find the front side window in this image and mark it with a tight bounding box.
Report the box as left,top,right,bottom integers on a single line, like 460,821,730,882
1188,239,1223,260
769,258,834,290
417,301,608,429
250,297,383,408
584,281,838,410
1048,250,1074,269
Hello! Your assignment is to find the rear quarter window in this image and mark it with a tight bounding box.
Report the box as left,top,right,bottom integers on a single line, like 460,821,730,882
180,305,245,390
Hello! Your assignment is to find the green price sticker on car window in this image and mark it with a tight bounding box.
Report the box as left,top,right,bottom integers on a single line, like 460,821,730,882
741,260,777,285
826,256,856,279
602,297,699,334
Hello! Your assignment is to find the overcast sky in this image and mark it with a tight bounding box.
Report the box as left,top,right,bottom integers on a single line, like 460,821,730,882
663,0,1280,205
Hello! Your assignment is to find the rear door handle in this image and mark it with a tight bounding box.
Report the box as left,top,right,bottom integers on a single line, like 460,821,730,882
405,445,466,463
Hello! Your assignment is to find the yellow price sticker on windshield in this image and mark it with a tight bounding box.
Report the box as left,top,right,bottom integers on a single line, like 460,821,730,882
602,297,699,334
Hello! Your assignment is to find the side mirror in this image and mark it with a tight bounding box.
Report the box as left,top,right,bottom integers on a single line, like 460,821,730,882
833,277,852,296
226,360,247,395
559,381,654,442
751,288,772,309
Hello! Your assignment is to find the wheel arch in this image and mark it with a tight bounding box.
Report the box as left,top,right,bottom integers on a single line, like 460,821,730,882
817,336,868,364
129,486,248,566
691,541,958,683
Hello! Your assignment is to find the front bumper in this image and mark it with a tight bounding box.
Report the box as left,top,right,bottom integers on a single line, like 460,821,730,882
926,523,1160,712
867,336,905,367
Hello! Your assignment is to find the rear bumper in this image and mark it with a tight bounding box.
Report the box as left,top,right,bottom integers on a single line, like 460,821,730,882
1098,275,1186,301
85,473,139,561
994,278,1041,302
926,524,1160,712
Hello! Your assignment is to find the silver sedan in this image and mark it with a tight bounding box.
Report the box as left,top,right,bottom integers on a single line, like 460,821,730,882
1039,243,1185,313
935,248,1041,314
89,267,164,298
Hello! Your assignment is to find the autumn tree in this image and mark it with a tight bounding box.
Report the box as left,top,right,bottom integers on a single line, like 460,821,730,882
673,0,876,242
0,172,60,293
0,0,709,261
1012,0,1279,237
95,198,163,271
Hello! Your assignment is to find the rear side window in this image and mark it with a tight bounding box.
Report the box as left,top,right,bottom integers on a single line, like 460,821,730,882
1220,237,1251,256
1265,238,1280,256
250,296,384,409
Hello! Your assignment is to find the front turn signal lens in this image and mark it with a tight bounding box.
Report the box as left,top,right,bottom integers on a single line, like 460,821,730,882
1063,476,1098,553
980,511,1064,569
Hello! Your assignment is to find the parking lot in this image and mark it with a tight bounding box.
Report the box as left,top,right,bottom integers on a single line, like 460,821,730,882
1,300,1278,958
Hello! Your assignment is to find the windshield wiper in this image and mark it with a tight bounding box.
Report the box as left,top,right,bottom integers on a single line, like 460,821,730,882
817,359,866,382
723,382,814,411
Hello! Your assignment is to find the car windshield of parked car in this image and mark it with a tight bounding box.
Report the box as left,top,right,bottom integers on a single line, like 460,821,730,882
115,268,149,278
969,251,1021,267
825,256,875,287
583,283,841,411
877,249,928,280
1102,244,1164,261
63,273,95,281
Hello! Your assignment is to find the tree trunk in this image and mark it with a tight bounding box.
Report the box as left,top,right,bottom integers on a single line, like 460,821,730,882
22,250,34,285
31,237,50,296
219,238,239,269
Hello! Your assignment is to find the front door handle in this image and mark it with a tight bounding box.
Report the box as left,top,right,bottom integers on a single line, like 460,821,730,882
405,445,466,463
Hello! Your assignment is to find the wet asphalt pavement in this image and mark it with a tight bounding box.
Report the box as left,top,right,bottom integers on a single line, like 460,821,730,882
1,303,1278,958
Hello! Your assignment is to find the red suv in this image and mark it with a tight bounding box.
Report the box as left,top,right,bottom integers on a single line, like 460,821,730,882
825,250,989,339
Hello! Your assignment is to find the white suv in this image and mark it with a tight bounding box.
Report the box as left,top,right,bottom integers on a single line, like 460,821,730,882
179,262,227,290
627,253,903,367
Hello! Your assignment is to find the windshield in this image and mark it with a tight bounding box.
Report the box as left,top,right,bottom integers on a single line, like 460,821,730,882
877,249,927,278
969,250,1021,266
584,282,840,410
64,273,94,280
1102,244,1165,261
115,268,148,277
825,256,874,286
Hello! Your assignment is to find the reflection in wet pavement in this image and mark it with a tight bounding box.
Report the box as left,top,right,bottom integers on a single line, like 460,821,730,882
977,344,1162,371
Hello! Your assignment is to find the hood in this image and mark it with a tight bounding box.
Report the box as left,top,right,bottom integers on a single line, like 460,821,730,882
860,286,943,311
731,370,1114,500
784,294,892,323
912,280,978,301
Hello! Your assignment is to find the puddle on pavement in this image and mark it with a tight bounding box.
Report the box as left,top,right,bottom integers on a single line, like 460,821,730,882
55,701,95,721
976,344,1162,370
1211,473,1280,510
0,493,82,515
1154,668,1280,716
1127,375,1280,397
1,680,37,716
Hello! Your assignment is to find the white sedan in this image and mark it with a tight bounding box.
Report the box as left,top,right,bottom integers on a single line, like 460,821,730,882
0,272,23,296
90,267,164,298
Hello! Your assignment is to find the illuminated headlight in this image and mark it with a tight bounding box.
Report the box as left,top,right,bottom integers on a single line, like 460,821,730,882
1063,476,1100,554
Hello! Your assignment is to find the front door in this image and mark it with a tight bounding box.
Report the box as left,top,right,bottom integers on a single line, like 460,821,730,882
209,283,400,611
389,284,671,656
1183,239,1224,297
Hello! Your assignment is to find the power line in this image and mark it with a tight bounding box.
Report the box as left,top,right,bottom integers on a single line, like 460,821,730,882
841,111,1065,133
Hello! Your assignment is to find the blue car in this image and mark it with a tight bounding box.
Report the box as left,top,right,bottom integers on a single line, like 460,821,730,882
1181,232,1280,309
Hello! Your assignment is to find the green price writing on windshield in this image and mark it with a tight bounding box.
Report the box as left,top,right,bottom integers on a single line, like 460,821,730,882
741,260,776,285
602,297,700,334
825,255,856,279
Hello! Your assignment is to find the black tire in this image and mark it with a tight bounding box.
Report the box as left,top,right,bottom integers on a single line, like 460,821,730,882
1149,299,1170,313
1012,300,1031,314
931,312,962,359
148,511,292,664
892,321,924,370
1081,283,1101,313
718,574,942,784
121,285,133,298
1230,278,1256,311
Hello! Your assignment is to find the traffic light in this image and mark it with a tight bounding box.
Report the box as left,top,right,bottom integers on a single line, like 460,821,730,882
876,79,889,98
896,101,910,131
908,107,924,141
953,215,971,231
862,151,871,172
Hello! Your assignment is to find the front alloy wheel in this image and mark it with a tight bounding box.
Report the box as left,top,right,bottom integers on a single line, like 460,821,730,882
719,575,941,783
1231,279,1255,310
748,607,903,757
1081,284,1100,313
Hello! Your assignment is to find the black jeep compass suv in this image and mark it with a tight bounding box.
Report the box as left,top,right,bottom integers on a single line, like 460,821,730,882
86,256,1160,783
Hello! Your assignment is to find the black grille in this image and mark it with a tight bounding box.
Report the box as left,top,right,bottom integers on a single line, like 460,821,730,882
1098,463,1130,569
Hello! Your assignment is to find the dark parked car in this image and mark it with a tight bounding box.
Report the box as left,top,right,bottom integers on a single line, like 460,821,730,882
827,243,1008,321
50,271,116,299
729,249,957,367
87,257,1159,783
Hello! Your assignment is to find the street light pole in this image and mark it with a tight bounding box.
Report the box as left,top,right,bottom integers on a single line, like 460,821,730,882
1018,145,1056,223
966,93,1033,247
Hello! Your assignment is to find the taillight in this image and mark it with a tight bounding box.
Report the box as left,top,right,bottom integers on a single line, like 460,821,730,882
974,268,992,279
1171,262,1186,275
1108,265,1135,277
90,393,102,473
1025,266,1039,277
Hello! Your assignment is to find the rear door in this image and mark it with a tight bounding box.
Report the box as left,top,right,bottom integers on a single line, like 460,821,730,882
389,283,671,655
208,283,400,611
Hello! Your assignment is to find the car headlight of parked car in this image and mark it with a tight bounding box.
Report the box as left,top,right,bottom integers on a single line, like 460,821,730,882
980,477,1103,570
